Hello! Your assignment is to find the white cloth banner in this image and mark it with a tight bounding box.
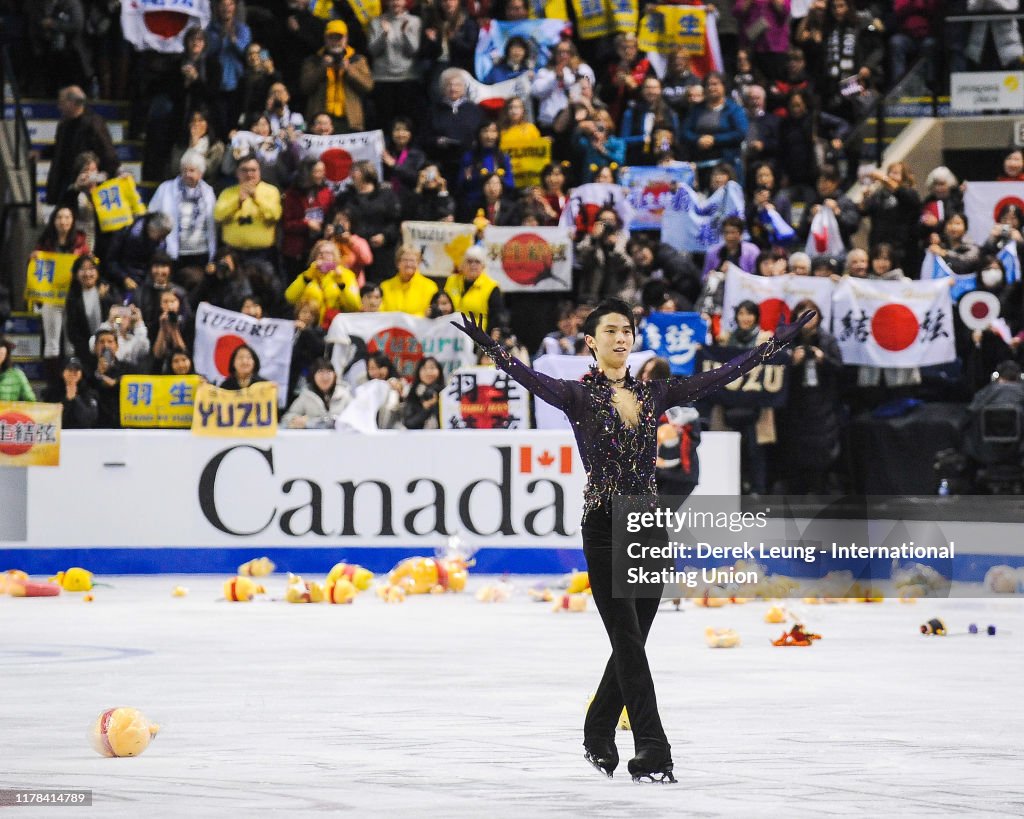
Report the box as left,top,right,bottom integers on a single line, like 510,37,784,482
326,311,477,382
400,221,478,278
661,180,745,253
121,0,210,54
831,278,956,367
298,131,385,190
532,351,654,430
193,303,294,397
559,183,635,233
963,181,1024,244
804,205,846,257
722,268,834,333
440,366,531,429
463,72,534,118
335,379,391,434
482,225,573,292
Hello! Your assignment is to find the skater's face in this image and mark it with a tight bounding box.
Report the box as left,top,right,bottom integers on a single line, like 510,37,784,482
586,313,633,368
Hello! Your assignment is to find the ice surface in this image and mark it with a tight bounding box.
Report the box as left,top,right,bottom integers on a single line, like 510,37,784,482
3,576,1024,817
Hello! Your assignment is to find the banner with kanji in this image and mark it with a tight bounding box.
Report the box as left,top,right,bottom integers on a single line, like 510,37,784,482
559,182,635,234
570,0,613,39
528,0,569,17
695,347,789,408
120,375,202,428
91,177,145,233
193,303,293,398
474,19,568,81
0,402,61,466
619,165,696,230
24,252,76,306
440,366,530,429
722,267,835,334
326,312,477,381
639,5,707,54
831,278,956,367
121,0,211,54
661,180,745,253
482,226,573,292
298,130,385,191
191,382,278,437
400,221,478,279
640,312,707,375
962,181,1024,245
502,134,552,189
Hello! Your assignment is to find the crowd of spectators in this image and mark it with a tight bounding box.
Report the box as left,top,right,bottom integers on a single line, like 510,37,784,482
5,0,1024,494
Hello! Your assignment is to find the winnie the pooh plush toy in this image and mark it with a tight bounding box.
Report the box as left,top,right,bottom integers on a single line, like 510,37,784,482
326,562,374,591
90,708,159,757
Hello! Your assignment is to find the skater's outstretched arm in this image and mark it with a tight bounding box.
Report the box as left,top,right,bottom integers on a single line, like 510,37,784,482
451,313,577,415
656,311,816,409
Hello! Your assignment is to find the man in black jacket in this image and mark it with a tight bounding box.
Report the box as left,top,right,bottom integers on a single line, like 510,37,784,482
43,357,98,429
44,86,119,205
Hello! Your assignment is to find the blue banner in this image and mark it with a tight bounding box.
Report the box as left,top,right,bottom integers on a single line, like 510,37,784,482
661,180,745,253
641,312,707,375
619,165,696,231
474,19,567,83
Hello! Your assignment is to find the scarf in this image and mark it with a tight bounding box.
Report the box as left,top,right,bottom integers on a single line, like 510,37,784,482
730,325,760,347
324,47,354,118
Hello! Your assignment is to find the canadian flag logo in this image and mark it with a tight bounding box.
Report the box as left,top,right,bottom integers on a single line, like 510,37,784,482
519,446,573,474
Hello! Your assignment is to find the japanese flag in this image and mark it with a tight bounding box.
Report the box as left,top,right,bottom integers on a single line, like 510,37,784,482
805,206,846,258
831,278,956,367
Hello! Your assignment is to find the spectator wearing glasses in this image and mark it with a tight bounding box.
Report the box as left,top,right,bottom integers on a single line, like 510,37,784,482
444,245,506,331
213,155,283,266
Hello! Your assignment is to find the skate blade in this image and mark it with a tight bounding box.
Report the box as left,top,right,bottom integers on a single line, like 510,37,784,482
584,753,615,778
631,770,677,784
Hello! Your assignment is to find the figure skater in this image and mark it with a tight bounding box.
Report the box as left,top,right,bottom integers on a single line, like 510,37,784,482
453,298,813,783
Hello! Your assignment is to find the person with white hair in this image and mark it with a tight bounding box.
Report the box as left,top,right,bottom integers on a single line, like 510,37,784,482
443,245,506,331
788,251,812,276
148,149,218,276
919,165,964,240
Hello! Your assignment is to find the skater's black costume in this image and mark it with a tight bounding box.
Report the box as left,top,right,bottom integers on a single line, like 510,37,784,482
453,312,810,781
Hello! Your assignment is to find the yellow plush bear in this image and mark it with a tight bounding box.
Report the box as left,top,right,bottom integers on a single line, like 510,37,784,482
386,556,471,595
223,576,265,602
49,567,93,591
326,562,374,591
90,708,159,757
238,557,276,577
326,578,357,604
284,573,326,603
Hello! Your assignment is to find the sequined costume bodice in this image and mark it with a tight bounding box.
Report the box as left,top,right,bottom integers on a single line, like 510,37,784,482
480,338,787,519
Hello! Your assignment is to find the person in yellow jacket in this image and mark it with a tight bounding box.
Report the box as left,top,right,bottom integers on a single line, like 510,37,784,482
443,244,506,330
213,156,282,258
285,240,361,324
380,245,438,316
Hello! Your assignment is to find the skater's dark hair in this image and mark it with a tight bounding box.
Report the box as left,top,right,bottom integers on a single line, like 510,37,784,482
582,298,635,359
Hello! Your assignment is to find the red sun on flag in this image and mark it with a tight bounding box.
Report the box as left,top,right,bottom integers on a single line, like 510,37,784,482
759,298,791,332
367,327,424,380
871,303,918,351
144,11,192,38
320,148,354,184
501,233,553,285
0,410,35,457
214,334,246,377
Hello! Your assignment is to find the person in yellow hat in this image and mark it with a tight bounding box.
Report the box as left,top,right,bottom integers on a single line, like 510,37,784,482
380,245,438,316
443,245,505,331
299,19,374,133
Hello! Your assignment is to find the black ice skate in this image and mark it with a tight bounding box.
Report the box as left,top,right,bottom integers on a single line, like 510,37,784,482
628,748,677,783
583,737,618,778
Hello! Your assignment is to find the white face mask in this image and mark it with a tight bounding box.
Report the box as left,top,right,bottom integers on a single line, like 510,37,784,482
981,269,1003,288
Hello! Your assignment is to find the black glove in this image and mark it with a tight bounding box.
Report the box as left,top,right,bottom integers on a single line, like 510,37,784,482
451,312,492,349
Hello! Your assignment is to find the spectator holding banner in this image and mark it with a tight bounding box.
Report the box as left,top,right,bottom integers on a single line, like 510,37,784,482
380,245,439,316
0,337,35,401
444,245,506,330
43,357,98,429
282,357,352,428
702,216,761,276
796,165,860,251
213,155,283,266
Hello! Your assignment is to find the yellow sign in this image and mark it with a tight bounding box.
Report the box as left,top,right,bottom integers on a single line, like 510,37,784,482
344,0,381,29
528,0,569,17
120,375,202,429
191,382,279,437
608,0,638,34
0,402,61,466
25,252,76,306
638,5,707,55
571,0,612,39
91,177,145,233
502,135,552,189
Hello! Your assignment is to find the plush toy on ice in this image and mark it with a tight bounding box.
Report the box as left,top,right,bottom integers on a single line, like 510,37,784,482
223,576,265,602
90,707,159,757
326,562,374,591
379,536,475,596
1,570,60,597
49,567,93,591
285,573,327,603
238,557,276,577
